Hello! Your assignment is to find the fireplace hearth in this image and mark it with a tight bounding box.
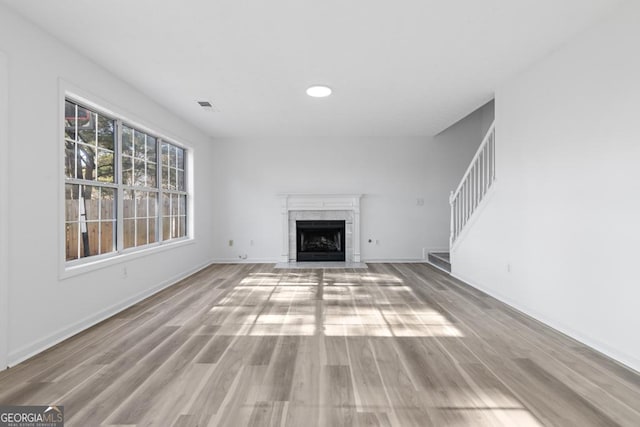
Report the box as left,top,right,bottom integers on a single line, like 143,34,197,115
296,220,346,261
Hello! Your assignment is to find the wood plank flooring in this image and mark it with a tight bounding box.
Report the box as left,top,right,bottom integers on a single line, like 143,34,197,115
1,263,639,426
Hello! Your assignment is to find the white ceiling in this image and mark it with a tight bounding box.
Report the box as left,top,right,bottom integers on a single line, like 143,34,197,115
1,0,624,138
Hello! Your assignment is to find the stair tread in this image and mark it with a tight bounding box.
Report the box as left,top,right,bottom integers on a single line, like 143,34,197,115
428,252,451,273
429,252,450,262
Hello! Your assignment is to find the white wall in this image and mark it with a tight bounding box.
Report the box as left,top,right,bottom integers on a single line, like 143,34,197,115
452,1,640,371
0,4,215,366
0,51,9,369
210,129,482,263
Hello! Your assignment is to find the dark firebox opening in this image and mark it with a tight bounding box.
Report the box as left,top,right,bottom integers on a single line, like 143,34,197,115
296,220,346,262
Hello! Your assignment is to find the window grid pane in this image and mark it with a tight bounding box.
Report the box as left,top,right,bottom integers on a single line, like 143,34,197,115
64,102,115,183
161,142,185,191
123,189,158,249
123,125,159,189
64,183,116,260
162,191,187,241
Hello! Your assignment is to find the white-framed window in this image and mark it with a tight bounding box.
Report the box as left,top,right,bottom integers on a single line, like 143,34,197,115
64,98,189,264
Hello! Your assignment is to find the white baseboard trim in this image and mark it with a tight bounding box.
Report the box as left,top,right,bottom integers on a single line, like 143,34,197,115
211,258,279,264
7,259,214,368
450,271,640,374
211,258,436,264
211,257,429,265
362,258,425,263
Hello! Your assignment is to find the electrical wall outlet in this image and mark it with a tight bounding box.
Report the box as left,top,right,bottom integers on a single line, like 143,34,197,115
228,239,233,247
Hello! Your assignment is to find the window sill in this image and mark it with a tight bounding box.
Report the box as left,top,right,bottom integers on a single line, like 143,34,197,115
59,237,195,280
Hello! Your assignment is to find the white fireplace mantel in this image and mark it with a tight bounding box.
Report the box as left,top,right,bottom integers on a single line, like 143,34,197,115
280,194,362,262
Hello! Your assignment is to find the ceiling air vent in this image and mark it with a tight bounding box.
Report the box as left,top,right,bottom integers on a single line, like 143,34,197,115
197,100,220,112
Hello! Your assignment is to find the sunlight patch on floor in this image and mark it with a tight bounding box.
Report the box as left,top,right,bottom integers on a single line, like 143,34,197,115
209,270,463,338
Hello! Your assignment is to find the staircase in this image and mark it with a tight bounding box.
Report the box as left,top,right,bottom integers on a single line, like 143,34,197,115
427,121,496,273
450,122,496,247
428,252,451,272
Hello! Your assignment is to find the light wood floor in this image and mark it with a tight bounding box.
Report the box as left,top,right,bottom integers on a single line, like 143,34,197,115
1,263,639,426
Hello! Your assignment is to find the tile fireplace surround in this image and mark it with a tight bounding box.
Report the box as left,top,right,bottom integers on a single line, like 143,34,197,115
280,194,362,263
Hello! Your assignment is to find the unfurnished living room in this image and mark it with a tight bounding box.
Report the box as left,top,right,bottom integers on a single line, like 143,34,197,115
1,1,639,426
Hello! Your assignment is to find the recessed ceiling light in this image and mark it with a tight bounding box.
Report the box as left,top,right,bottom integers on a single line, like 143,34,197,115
306,85,332,98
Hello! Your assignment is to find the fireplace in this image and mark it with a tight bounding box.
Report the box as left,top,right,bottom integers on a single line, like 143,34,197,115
280,194,361,263
296,220,346,261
